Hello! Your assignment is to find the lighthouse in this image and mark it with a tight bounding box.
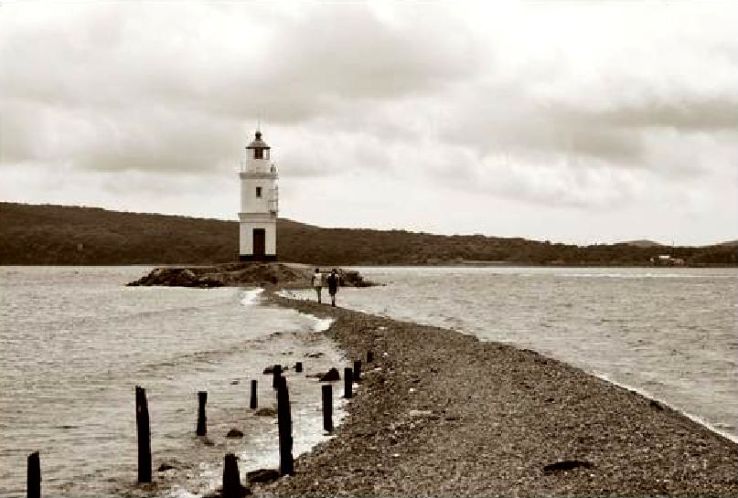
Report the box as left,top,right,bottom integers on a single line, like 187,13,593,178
239,129,278,261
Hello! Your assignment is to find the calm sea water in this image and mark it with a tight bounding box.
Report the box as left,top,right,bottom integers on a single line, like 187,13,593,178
0,267,346,498
3,266,736,497
285,266,738,442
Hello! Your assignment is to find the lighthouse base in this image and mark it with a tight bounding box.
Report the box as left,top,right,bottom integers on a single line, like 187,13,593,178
238,254,278,262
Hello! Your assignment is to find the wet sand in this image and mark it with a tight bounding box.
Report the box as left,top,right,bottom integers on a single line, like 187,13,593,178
256,293,738,497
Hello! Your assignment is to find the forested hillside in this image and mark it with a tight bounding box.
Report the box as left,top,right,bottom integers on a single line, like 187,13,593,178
0,202,735,266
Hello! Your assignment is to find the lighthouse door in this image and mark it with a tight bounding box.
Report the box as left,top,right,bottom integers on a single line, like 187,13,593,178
252,228,266,257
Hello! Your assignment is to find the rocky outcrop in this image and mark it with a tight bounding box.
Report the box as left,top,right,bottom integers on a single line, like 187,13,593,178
319,367,341,382
127,263,305,288
254,407,277,417
339,270,373,287
127,263,377,289
226,428,244,438
127,267,225,288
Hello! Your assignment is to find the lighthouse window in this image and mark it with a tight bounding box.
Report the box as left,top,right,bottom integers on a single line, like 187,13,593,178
256,187,262,198
254,148,263,159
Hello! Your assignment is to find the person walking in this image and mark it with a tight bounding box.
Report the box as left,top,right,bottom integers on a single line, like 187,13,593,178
326,269,339,307
311,268,323,303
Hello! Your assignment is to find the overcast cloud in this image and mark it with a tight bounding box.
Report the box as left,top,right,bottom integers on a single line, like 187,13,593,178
1,1,736,245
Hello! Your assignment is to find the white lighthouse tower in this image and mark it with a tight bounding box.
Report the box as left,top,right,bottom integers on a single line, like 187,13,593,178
239,129,278,261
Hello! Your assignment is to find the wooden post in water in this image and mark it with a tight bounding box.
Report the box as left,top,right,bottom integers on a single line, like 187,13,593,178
222,453,242,498
249,380,258,410
353,359,362,383
27,451,40,498
196,391,207,436
135,386,152,483
321,384,333,433
295,361,303,373
272,364,282,389
276,374,286,393
343,367,353,399
276,379,294,475
367,351,374,363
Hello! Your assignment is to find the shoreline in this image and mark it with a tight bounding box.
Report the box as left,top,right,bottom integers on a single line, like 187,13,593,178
255,292,738,496
591,372,738,447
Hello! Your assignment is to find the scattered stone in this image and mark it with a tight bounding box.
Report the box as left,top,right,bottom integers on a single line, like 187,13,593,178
319,367,341,382
231,379,240,385
306,352,324,358
226,428,245,438
254,407,277,417
246,468,280,484
408,409,434,418
157,463,176,472
650,399,665,411
543,460,594,473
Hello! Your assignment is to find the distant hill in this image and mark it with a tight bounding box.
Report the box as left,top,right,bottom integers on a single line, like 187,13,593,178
0,202,735,266
622,240,664,248
719,240,738,247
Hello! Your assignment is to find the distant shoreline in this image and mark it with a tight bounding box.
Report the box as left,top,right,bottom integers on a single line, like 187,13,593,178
1,262,737,268
2,202,735,267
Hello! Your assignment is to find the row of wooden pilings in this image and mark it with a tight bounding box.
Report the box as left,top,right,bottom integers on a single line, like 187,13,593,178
24,353,371,498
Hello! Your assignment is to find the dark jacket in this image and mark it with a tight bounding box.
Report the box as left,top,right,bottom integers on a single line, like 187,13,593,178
326,273,339,294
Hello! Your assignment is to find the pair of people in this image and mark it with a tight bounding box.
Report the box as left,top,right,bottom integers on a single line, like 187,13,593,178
312,268,339,306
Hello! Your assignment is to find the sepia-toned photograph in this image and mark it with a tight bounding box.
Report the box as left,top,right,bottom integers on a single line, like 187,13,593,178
1,1,736,496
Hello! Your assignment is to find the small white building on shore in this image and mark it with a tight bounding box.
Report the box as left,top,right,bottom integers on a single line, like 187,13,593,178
239,130,278,261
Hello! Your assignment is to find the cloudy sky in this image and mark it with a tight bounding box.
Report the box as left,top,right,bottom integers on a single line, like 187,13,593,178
1,1,736,245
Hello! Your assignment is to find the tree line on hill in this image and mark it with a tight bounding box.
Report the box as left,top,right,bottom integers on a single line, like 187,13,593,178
0,202,735,266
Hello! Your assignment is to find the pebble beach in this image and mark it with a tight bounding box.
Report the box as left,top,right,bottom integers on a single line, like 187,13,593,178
256,293,738,497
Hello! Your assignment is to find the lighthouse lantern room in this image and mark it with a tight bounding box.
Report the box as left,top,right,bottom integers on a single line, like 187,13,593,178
239,130,278,261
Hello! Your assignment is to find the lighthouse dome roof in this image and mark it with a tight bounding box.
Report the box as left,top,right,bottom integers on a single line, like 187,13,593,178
246,130,270,149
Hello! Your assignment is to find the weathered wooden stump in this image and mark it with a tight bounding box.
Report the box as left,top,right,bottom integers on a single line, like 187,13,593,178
353,359,362,382
135,386,152,483
196,391,207,436
27,451,41,498
250,380,258,410
295,361,303,373
343,367,353,399
322,384,333,433
367,351,374,363
222,453,246,498
276,380,294,475
272,364,282,389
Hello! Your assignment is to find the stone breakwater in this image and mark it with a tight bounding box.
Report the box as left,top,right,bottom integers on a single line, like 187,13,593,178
254,294,738,497
127,263,375,289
